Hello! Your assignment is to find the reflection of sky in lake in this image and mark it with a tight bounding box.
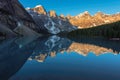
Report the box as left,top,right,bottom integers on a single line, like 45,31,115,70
10,52,120,80
0,35,120,80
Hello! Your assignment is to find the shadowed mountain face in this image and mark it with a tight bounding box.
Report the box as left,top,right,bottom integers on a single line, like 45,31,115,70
0,0,32,20
0,0,42,37
27,5,77,34
0,1,77,37
0,0,35,29
1,1,120,37
0,0,50,37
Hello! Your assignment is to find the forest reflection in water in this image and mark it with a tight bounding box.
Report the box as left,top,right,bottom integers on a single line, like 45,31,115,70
0,35,120,80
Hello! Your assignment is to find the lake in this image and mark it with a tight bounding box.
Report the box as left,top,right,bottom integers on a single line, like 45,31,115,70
0,35,120,80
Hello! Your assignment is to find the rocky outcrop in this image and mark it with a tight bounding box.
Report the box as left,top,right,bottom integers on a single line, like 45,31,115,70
1,1,120,36
48,10,57,17
0,0,34,25
68,11,120,28
0,23,17,37
27,6,77,34
75,11,92,19
28,5,120,30
66,14,73,19
60,14,65,19
30,5,47,15
0,0,40,37
0,0,53,37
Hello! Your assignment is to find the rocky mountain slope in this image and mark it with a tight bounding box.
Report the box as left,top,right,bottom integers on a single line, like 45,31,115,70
0,1,120,37
28,5,120,29
0,0,46,37
0,1,76,38
26,5,77,34
68,11,120,28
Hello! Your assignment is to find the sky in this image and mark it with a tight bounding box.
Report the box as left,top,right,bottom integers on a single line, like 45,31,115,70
19,0,120,16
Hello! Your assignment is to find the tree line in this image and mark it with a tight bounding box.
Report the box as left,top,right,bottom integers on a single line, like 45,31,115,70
68,21,120,38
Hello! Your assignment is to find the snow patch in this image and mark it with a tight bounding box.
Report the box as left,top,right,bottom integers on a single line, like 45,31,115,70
77,11,89,18
35,5,42,8
17,22,22,27
78,26,82,29
93,23,97,26
44,17,60,34
59,20,62,25
26,7,30,10
104,20,110,23
93,23,96,26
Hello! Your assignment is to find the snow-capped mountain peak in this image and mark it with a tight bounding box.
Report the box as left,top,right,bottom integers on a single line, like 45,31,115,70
84,11,89,14
26,7,31,10
26,5,76,34
75,11,91,19
31,5,47,15
35,5,42,8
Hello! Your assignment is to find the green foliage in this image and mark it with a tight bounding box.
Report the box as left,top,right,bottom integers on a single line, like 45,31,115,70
68,21,120,38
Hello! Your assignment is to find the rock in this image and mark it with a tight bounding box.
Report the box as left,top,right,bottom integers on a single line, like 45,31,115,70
0,0,49,36
27,7,77,34
0,23,17,37
48,10,57,17
60,14,65,19
31,5,47,15
69,11,120,28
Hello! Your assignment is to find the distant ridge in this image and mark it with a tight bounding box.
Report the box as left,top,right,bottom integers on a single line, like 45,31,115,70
27,5,120,29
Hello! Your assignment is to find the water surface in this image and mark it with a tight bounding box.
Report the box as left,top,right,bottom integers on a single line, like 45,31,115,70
0,35,120,80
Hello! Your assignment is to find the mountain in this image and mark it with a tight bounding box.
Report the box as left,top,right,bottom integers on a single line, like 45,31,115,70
0,1,120,37
0,0,48,38
68,11,120,28
0,23,17,37
29,5,47,15
75,11,92,19
1,0,75,38
48,10,57,17
27,5,120,30
26,5,77,34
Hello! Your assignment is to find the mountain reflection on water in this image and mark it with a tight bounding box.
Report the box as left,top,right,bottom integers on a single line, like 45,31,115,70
0,35,120,80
